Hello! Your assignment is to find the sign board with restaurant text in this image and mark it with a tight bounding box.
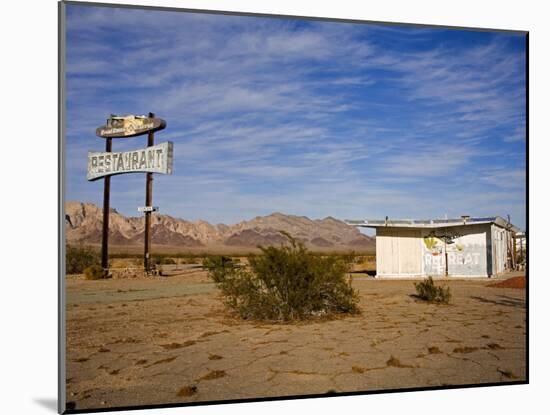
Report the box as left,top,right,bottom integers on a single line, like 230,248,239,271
87,141,173,181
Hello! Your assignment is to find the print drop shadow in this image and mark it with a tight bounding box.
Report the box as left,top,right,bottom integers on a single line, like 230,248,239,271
33,398,57,412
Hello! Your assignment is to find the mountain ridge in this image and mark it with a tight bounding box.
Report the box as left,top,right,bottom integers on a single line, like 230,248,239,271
65,201,374,252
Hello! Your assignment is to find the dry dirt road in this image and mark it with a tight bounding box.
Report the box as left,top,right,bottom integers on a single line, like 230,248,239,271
65,270,526,411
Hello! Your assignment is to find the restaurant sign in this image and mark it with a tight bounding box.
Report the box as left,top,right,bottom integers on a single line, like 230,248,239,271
87,141,173,181
96,115,166,138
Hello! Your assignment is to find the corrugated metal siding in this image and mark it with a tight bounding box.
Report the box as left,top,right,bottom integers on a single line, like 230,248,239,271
442,224,489,276
397,229,422,274
376,224,495,277
376,228,422,276
374,221,518,278
376,228,394,275
491,224,514,275
420,228,446,276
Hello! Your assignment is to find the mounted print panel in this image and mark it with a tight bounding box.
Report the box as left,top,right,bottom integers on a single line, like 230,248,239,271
59,1,528,413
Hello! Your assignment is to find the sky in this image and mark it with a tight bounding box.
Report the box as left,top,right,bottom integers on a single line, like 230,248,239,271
64,4,527,230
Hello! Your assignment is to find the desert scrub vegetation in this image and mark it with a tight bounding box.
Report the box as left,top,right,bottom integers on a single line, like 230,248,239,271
203,232,360,321
414,276,451,304
83,264,104,280
154,256,176,265
66,244,100,274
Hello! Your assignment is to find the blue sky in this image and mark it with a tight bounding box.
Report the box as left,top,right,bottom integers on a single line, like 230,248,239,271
65,4,527,230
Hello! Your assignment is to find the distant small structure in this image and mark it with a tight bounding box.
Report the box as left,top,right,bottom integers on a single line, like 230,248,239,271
515,231,527,271
346,216,521,278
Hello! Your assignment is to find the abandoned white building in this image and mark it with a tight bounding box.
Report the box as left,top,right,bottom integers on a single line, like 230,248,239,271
347,216,521,278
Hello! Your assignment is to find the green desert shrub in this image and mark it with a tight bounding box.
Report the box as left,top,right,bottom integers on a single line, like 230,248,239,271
414,276,451,304
154,256,176,265
83,264,104,280
203,232,360,321
66,244,100,274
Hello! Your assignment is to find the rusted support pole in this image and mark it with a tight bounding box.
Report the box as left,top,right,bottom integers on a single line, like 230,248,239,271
144,112,155,274
101,137,112,275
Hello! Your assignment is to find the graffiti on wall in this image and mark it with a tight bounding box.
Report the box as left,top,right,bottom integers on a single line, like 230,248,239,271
422,230,486,276
423,235,445,275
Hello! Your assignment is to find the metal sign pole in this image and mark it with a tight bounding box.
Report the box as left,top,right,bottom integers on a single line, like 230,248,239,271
144,112,154,274
90,113,169,275
101,137,112,274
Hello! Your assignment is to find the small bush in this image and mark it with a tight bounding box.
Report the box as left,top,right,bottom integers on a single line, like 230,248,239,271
153,256,176,265
83,264,105,280
414,277,451,304
203,232,360,321
66,244,100,274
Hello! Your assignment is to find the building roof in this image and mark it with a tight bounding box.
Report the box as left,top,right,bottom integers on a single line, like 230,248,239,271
345,216,521,233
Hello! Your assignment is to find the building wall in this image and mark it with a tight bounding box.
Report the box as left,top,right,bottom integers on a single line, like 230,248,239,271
420,224,490,277
376,224,493,278
491,224,514,275
376,228,422,277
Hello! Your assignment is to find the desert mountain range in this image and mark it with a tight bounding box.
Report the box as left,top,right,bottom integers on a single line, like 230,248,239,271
65,201,374,252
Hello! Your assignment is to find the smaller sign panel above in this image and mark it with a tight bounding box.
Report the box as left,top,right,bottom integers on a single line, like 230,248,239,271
138,206,159,212
87,141,173,181
96,115,166,138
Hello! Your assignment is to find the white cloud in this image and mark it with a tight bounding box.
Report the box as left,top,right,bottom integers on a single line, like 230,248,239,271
380,146,474,177
64,5,526,228
481,169,526,190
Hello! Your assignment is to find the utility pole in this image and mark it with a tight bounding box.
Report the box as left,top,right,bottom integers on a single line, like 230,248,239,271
144,112,155,274
101,137,112,275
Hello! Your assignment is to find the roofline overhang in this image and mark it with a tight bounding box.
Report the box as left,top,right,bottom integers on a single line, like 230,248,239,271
345,216,521,233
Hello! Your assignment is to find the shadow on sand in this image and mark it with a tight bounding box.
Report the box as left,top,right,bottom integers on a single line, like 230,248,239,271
470,295,526,309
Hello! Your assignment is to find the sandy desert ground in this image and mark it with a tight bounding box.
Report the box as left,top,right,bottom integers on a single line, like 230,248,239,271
65,268,526,411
